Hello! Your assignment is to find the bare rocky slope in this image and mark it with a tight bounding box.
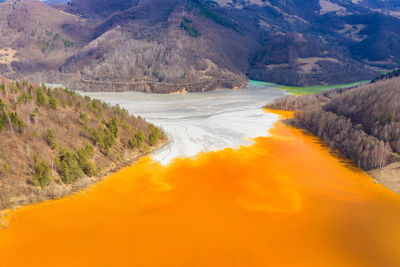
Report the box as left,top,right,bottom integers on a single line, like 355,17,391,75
0,76,166,209
1,0,400,91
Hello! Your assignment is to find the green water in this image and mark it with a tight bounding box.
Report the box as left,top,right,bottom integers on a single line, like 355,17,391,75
248,80,370,95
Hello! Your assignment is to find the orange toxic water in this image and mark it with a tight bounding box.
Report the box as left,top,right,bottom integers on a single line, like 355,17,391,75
1,115,400,267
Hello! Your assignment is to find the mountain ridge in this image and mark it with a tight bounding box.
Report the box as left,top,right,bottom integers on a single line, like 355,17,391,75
0,0,400,92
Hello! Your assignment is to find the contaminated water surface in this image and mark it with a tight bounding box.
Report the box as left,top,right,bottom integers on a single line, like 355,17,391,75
1,86,400,266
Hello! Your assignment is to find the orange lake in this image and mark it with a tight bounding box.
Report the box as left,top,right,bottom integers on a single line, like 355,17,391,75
1,112,400,267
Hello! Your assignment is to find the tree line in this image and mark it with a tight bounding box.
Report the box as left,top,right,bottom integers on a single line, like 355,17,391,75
266,76,400,170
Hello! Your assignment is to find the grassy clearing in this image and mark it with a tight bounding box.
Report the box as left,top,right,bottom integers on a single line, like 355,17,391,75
248,80,370,95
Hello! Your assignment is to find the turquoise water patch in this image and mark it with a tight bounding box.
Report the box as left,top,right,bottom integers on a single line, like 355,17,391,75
248,80,370,95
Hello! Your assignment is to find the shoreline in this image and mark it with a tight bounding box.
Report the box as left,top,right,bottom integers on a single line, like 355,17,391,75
0,105,281,217
266,108,400,194
2,107,400,266
369,162,400,194
4,105,395,218
0,139,167,214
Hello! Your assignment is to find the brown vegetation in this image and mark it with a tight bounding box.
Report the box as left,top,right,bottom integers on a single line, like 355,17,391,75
0,76,166,210
0,0,90,79
248,32,376,86
0,0,249,93
60,28,247,93
266,76,400,171
3,0,400,92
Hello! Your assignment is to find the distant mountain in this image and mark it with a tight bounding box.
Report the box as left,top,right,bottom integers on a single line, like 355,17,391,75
356,0,400,11
1,0,400,92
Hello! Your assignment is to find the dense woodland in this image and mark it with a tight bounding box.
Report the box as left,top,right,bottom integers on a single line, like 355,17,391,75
267,76,400,170
0,77,165,209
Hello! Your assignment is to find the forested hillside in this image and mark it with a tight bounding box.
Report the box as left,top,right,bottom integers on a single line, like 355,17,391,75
0,77,165,209
267,76,400,171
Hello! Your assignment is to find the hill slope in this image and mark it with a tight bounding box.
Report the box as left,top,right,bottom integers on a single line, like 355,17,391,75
267,74,400,192
1,0,400,91
0,77,165,209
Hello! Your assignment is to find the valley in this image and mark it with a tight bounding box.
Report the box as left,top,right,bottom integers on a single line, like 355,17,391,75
1,85,400,266
1,0,400,92
1,1,400,266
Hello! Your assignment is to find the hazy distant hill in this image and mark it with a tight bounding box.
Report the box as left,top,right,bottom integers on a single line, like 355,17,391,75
1,0,400,92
